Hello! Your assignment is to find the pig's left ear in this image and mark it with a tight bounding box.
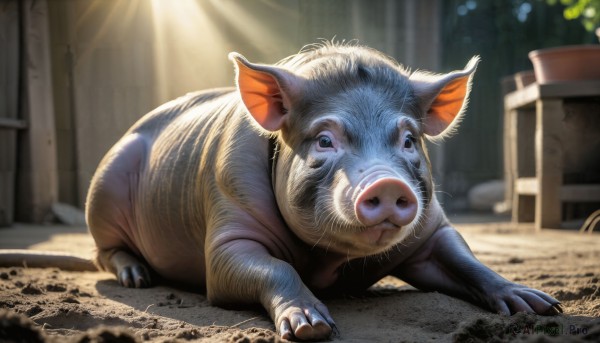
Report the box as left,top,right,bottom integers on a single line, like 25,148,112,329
229,52,302,132
409,56,480,138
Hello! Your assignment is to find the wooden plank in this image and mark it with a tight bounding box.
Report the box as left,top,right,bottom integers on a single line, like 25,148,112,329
512,177,538,223
513,109,536,177
513,179,600,202
535,99,563,230
505,83,539,110
15,0,59,223
501,105,513,212
48,0,80,206
513,193,535,223
561,185,600,202
0,0,19,122
539,81,600,99
505,81,600,111
513,177,536,223
515,178,537,195
0,0,20,227
0,118,27,129
509,106,537,225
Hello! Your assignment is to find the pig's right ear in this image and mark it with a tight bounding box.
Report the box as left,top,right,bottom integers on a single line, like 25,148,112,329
229,52,302,132
409,56,480,138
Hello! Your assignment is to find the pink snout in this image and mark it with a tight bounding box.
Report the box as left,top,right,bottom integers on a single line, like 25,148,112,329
354,177,418,227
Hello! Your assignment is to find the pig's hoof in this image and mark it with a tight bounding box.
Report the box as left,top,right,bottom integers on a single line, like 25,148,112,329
277,301,338,341
117,264,152,288
488,283,562,316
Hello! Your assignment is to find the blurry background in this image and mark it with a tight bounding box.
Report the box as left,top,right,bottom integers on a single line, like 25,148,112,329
0,0,597,224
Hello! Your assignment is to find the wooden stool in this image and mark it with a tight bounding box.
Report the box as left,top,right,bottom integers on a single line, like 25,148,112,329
504,81,600,230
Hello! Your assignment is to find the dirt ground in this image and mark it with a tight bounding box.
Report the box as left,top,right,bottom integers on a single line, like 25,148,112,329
0,218,599,342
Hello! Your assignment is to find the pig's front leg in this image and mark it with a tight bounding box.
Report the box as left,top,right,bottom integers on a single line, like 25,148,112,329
207,239,337,341
393,226,563,316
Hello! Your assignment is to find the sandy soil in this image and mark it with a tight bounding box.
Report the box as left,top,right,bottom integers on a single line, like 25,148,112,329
1,220,599,342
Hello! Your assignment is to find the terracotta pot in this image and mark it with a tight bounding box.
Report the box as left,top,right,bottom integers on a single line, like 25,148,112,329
528,45,600,84
513,70,536,89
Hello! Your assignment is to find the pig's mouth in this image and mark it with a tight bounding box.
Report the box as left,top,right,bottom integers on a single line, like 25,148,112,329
356,221,403,246
312,165,423,256
349,167,421,251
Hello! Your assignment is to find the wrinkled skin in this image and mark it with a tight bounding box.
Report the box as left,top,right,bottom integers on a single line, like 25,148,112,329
86,43,562,341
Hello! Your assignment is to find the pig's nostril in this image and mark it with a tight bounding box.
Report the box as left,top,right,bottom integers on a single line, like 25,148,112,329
367,197,380,207
396,197,408,207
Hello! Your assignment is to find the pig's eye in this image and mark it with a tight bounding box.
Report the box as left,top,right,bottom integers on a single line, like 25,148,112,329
318,135,334,148
403,134,416,150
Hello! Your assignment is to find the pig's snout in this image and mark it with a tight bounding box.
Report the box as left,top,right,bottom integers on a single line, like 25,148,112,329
354,177,418,228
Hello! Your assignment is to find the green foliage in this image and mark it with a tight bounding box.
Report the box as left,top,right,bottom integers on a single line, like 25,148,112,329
547,0,600,31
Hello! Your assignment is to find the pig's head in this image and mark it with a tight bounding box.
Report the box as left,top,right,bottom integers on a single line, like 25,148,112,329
230,44,479,257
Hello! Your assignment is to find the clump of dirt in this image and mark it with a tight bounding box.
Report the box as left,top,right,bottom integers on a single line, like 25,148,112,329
451,313,533,343
72,326,139,343
453,312,600,343
0,309,46,343
21,284,44,295
45,284,67,293
231,327,287,343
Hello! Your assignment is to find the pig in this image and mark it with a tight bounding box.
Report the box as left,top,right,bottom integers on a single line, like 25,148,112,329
8,43,563,341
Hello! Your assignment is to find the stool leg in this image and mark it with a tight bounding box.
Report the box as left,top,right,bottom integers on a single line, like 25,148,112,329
536,99,563,230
